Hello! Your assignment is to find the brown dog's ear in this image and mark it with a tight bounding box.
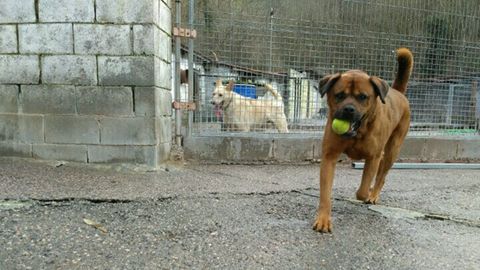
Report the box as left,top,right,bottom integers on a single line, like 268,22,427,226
226,80,234,91
319,73,341,98
369,76,389,104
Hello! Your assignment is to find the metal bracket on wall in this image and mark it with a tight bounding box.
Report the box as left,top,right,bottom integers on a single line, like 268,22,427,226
173,27,197,38
172,101,196,111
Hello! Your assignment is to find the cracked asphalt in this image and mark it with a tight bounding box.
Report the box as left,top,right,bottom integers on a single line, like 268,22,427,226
0,157,479,270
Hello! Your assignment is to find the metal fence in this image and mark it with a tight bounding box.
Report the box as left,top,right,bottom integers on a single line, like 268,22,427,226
175,0,480,137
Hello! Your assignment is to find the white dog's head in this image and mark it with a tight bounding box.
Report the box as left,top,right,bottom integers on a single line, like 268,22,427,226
211,80,234,109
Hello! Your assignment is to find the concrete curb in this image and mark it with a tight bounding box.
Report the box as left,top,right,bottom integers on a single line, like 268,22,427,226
184,135,480,163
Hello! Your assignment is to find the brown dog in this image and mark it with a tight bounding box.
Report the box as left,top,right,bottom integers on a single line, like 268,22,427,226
313,48,414,233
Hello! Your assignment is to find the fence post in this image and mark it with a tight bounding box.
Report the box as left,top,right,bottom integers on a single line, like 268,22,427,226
474,80,480,132
174,0,182,146
446,84,454,125
187,0,195,137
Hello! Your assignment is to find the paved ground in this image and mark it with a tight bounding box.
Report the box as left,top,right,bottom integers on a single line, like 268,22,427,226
0,157,479,270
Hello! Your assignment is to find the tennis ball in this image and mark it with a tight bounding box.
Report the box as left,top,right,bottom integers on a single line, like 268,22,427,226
332,118,350,135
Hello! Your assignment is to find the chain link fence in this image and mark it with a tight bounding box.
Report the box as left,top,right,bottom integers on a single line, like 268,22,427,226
176,0,480,136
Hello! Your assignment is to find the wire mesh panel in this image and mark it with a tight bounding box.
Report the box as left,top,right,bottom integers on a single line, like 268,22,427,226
176,0,480,136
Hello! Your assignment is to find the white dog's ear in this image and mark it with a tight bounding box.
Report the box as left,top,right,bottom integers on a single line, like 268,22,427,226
226,80,234,91
215,79,223,87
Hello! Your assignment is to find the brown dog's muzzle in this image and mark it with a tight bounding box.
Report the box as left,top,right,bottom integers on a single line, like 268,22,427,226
333,104,364,138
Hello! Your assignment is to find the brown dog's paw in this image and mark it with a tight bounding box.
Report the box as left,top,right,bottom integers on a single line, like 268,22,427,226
313,214,332,233
356,190,369,201
365,194,380,204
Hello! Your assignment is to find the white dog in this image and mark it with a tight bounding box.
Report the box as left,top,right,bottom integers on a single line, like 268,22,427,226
211,80,289,133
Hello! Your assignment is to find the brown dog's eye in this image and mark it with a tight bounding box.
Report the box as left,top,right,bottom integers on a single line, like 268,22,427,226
219,94,223,97
357,94,368,101
334,92,346,102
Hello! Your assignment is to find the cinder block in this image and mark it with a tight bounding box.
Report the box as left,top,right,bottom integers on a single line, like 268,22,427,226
99,117,156,145
98,56,155,86
0,85,19,113
153,0,160,28
42,55,97,85
88,145,157,165
0,55,39,84
156,142,171,164
133,25,155,55
45,116,99,144
39,0,94,22
21,85,76,114
134,87,157,116
157,89,172,116
0,142,32,157
133,24,170,60
76,86,133,116
19,24,73,54
74,24,131,55
161,0,171,8
155,58,171,89
157,0,171,35
0,25,17,53
157,30,171,62
156,116,172,144
0,114,44,143
0,0,35,23
134,87,172,117
33,144,88,162
96,0,157,23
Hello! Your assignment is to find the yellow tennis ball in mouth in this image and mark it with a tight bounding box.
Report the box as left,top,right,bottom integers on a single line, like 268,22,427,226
332,118,350,135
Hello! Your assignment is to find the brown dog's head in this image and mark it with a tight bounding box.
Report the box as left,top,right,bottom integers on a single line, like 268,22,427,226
319,70,389,137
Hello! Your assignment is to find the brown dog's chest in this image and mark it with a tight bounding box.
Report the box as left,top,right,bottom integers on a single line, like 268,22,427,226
343,133,384,160
345,145,373,160
342,114,396,160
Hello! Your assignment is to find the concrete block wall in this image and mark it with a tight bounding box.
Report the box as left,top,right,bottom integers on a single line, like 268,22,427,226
0,0,172,167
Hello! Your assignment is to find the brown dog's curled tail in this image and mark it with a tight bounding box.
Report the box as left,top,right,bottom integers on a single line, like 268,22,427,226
392,48,413,94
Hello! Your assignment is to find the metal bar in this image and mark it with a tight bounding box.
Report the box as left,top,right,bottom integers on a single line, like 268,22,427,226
473,80,480,132
352,162,480,170
269,3,274,73
174,0,182,146
446,84,454,125
187,0,195,137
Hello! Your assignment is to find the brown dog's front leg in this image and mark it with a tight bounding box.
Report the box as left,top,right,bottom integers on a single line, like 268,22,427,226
313,155,338,233
356,156,382,202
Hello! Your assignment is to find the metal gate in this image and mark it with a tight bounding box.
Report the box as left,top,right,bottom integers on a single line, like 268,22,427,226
173,0,480,143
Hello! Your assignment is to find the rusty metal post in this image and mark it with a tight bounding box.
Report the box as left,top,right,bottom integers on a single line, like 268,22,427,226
174,0,182,146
